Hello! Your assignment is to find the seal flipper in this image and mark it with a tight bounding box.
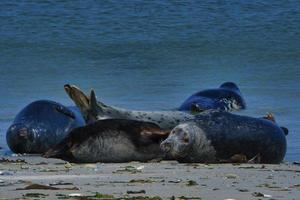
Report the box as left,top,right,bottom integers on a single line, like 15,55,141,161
280,127,289,136
64,84,90,120
64,84,113,123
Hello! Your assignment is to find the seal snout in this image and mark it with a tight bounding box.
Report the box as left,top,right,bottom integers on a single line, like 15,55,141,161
6,123,32,153
7,123,29,139
160,140,173,153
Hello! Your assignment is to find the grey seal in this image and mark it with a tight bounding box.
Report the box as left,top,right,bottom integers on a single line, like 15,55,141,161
161,110,287,164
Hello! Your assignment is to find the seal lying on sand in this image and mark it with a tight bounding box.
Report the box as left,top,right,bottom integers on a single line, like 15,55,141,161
64,84,194,129
6,100,85,154
161,110,287,164
44,119,170,163
179,82,246,113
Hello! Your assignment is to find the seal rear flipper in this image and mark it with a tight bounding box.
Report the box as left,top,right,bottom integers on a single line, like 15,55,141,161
280,126,289,136
89,89,106,115
64,84,90,119
64,84,111,123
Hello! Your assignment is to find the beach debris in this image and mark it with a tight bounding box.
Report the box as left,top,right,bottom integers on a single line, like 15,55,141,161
84,164,97,169
0,171,13,175
127,189,146,194
238,166,255,169
293,161,300,165
224,174,239,179
238,189,249,192
24,193,49,198
35,161,48,165
113,165,142,174
171,196,201,200
186,180,198,186
69,193,82,197
39,168,60,172
289,184,300,188
248,154,261,164
0,157,27,164
203,164,214,169
256,183,280,188
56,193,68,199
50,181,74,186
122,197,162,200
220,154,247,163
64,162,72,170
17,183,79,190
94,192,114,198
20,165,29,169
252,192,272,198
136,165,145,170
168,179,182,183
129,179,154,183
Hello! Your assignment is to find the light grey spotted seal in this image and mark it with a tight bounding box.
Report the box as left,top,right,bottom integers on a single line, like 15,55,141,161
64,84,194,129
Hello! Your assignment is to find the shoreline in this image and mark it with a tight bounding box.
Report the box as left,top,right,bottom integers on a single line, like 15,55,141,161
0,156,299,199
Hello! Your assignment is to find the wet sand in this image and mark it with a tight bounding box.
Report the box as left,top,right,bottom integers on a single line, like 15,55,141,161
0,156,299,200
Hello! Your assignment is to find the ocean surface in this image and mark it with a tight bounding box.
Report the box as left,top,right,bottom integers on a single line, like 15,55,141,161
0,1,299,161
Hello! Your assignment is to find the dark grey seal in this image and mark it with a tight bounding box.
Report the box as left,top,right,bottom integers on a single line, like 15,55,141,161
179,82,246,113
43,119,170,163
6,100,85,154
161,110,287,164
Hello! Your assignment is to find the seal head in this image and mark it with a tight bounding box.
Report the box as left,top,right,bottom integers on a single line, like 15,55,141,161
161,122,216,162
6,100,85,154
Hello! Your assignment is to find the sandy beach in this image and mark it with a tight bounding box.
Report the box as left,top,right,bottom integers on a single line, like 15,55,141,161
0,156,299,200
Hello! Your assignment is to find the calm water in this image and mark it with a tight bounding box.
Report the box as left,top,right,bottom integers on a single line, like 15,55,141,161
0,1,299,160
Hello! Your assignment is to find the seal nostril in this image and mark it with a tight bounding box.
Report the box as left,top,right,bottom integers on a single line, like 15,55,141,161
18,127,28,138
161,142,172,153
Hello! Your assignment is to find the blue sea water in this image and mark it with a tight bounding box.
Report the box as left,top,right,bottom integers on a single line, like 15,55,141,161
0,1,299,160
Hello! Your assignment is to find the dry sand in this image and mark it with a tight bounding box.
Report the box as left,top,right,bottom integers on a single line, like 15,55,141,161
0,156,299,200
